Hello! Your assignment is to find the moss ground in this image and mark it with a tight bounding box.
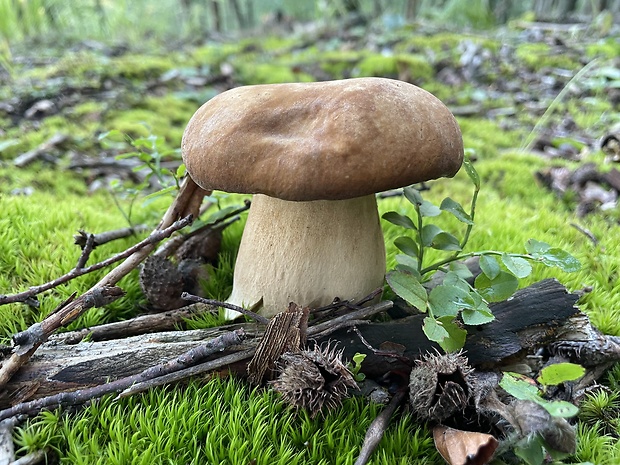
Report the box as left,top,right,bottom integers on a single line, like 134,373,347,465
1,19,620,464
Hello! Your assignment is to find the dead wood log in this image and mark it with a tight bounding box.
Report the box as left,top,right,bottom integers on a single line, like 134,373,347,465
0,300,393,408
0,324,258,408
327,279,585,377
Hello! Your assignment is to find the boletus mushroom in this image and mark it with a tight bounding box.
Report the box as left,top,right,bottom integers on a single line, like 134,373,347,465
181,77,463,319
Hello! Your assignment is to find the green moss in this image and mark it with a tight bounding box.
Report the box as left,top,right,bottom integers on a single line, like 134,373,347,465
515,43,582,71
457,118,525,159
235,62,315,85
352,54,433,83
586,38,620,60
104,95,196,148
190,42,246,67
395,32,499,61
14,378,439,464
0,180,156,341
317,50,364,79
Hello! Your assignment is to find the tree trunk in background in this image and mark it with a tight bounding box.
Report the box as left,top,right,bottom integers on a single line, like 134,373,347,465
229,0,246,28
406,0,420,19
245,0,254,28
372,0,382,17
210,0,222,32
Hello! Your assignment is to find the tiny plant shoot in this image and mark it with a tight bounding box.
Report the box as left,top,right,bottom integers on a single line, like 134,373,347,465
383,156,581,352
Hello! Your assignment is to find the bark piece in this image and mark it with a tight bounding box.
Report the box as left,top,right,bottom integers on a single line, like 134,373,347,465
247,303,309,384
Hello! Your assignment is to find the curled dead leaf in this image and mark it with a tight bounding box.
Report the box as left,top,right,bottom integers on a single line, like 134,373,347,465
433,425,498,465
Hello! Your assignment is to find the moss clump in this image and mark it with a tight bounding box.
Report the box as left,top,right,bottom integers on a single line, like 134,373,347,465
14,378,438,464
352,53,434,83
104,95,196,148
234,63,315,85
515,43,582,71
456,118,526,159
317,50,364,79
586,38,620,60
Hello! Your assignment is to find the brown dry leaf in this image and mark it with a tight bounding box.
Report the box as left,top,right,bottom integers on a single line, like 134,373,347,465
433,425,498,465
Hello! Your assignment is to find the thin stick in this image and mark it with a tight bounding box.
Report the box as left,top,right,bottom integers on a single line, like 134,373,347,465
354,389,407,465
307,301,393,339
0,329,245,421
181,293,269,325
0,177,209,389
0,216,192,306
73,224,149,249
118,349,256,398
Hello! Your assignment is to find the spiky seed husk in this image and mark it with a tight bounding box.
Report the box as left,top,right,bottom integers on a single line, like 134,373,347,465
271,343,358,416
409,351,474,422
139,255,186,310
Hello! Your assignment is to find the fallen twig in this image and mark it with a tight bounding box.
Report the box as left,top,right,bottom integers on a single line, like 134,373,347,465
0,329,245,421
354,389,407,465
73,224,149,249
52,302,217,344
308,300,393,339
0,176,209,390
181,293,269,325
0,287,125,388
0,216,193,306
118,349,255,398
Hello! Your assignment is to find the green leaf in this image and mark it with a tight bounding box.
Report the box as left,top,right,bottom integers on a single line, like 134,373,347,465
395,254,421,277
502,254,533,278
142,185,177,203
175,164,186,178
437,316,467,352
500,372,541,402
542,400,580,418
386,270,428,310
537,363,585,386
515,435,546,465
462,308,495,325
441,272,470,292
403,186,423,206
430,232,462,251
448,262,474,280
394,236,419,257
422,316,449,343
421,224,442,247
541,248,581,272
475,270,518,302
382,211,416,230
419,200,441,217
525,239,551,255
440,198,473,224
463,156,480,189
479,255,500,280
428,285,469,317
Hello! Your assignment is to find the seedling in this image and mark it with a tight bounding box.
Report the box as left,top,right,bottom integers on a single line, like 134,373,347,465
384,156,581,351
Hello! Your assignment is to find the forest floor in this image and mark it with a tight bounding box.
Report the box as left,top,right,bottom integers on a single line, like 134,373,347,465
1,15,620,465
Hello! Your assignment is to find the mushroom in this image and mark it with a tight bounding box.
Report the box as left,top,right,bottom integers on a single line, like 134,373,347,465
181,77,463,319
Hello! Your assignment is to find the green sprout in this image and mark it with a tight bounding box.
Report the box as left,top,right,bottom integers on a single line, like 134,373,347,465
383,156,581,352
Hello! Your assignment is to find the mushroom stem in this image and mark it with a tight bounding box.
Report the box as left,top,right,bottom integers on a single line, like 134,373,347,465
226,194,386,319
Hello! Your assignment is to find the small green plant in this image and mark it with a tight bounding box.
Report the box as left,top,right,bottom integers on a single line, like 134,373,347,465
384,156,580,351
500,368,583,464
348,353,367,382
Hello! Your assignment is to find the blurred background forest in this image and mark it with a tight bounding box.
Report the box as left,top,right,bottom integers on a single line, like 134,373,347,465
1,0,619,50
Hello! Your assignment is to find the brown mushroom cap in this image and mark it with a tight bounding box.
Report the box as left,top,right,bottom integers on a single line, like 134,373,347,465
182,77,463,201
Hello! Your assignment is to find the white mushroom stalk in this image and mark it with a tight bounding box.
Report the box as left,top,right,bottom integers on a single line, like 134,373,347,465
227,194,385,318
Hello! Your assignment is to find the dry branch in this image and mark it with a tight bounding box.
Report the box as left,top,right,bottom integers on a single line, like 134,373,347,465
0,215,192,306
0,176,209,390
354,390,407,465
